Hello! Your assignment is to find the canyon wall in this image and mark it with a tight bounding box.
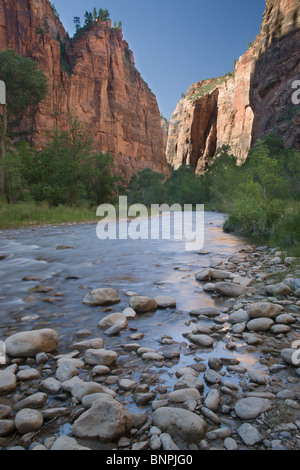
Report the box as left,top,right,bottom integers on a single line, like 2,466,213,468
166,0,300,173
0,0,169,180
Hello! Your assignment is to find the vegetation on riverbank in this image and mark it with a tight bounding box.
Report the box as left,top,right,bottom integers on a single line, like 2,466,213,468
124,135,300,256
0,200,98,229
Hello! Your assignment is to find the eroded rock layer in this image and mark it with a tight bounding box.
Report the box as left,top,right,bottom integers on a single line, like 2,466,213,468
167,0,300,173
0,0,169,180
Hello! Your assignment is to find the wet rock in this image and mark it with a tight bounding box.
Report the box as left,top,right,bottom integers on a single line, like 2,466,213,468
98,313,128,330
176,367,199,378
204,389,221,411
276,314,296,325
206,427,231,440
214,282,255,297
229,309,249,324
188,334,214,348
150,434,162,450
154,296,176,309
169,388,201,403
129,296,158,313
204,370,222,385
83,288,120,306
39,378,62,395
248,370,267,386
153,407,207,443
265,283,292,296
51,436,91,451
56,362,79,382
174,374,204,392
247,318,274,332
0,405,12,419
72,395,132,442
118,378,138,391
271,324,291,335
122,307,137,319
15,409,43,434
5,329,59,358
237,423,262,446
142,352,165,362
235,397,272,420
14,393,48,412
224,437,239,451
29,286,53,294
0,420,15,437
247,302,284,319
160,433,179,450
16,368,40,381
134,392,156,406
84,349,118,367
70,338,104,351
92,365,110,376
281,348,299,366
0,371,17,395
189,307,219,317
201,407,221,425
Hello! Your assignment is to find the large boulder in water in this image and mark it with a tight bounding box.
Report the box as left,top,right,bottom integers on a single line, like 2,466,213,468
129,296,158,313
83,288,120,306
153,407,207,443
72,395,132,442
5,329,59,358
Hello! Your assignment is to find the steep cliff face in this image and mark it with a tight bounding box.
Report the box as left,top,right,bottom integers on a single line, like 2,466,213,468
0,0,169,180
166,0,300,173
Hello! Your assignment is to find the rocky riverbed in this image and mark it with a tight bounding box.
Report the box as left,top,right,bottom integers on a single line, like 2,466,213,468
0,218,300,451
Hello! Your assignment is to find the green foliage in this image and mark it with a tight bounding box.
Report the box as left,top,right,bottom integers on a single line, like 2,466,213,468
0,49,48,119
208,135,300,254
125,166,208,207
73,7,111,40
3,113,122,207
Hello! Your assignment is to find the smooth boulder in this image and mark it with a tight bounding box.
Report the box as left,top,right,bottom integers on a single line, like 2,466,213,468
153,407,207,443
129,296,158,313
83,288,120,306
72,395,132,442
5,329,59,358
247,302,283,319
214,282,255,297
98,313,128,330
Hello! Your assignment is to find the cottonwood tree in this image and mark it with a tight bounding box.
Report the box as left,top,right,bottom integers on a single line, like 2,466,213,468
0,49,48,197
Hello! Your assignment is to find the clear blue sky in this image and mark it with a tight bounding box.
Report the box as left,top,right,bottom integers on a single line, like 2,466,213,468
53,0,266,120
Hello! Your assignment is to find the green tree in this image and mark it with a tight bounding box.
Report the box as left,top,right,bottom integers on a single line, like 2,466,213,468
0,49,48,198
73,16,81,32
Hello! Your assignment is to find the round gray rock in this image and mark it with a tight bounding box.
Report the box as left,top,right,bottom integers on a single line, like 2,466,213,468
83,288,120,306
5,329,59,358
153,407,207,443
235,397,272,420
129,296,158,313
72,395,132,442
15,409,43,434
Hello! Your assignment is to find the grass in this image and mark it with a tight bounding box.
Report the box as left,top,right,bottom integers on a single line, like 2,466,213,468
0,201,99,229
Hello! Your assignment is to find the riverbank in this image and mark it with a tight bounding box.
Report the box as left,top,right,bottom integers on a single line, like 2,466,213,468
0,201,99,230
0,219,299,451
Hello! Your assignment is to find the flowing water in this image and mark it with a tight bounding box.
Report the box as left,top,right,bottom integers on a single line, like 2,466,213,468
0,212,261,441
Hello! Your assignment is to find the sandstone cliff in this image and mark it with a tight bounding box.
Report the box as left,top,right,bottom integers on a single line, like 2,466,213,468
166,0,300,173
0,0,169,180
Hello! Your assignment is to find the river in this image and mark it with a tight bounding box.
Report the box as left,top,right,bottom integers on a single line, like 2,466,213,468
0,211,263,440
